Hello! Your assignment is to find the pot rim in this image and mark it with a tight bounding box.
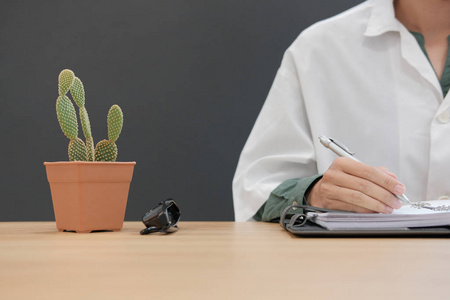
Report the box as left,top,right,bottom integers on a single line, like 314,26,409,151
44,161,136,166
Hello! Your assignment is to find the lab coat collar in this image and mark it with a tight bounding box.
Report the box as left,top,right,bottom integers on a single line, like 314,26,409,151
364,0,399,37
365,0,444,100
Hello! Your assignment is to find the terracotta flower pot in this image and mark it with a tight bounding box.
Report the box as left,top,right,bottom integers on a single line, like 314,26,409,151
44,161,136,233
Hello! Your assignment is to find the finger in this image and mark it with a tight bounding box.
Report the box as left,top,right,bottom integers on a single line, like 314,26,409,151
320,198,376,214
333,157,406,196
325,169,402,209
376,166,398,179
319,181,395,213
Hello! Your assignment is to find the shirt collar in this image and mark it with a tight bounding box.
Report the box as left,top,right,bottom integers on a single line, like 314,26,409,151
364,0,401,37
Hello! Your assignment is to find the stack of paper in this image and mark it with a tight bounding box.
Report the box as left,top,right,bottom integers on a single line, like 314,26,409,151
307,200,450,230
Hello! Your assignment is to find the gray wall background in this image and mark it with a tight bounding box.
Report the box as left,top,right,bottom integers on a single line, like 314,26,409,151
0,0,362,221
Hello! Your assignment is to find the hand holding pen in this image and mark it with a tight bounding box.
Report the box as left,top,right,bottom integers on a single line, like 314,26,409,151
306,135,410,214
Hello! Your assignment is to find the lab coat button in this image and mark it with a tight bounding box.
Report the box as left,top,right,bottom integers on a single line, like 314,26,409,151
438,195,450,200
437,112,450,124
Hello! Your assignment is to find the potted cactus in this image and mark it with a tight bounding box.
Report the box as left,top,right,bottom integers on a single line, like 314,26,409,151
44,69,136,233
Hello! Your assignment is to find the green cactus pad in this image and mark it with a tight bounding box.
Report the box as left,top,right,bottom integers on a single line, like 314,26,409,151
95,140,118,162
68,137,88,161
107,105,123,143
58,69,75,96
79,107,92,139
70,77,85,108
86,137,95,161
56,95,78,140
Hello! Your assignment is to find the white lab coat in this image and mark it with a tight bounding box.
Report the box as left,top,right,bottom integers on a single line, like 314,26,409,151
232,0,450,221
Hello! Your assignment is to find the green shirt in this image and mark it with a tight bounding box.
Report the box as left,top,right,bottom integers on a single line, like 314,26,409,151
253,32,450,222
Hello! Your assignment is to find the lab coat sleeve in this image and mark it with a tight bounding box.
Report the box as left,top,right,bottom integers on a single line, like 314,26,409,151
232,49,319,221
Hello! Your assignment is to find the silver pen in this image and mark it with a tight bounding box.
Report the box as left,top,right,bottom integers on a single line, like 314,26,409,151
318,135,412,204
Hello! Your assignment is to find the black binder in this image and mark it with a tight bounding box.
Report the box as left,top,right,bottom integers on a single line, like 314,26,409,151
280,205,450,237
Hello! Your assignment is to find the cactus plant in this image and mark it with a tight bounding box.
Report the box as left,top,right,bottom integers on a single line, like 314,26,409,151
55,69,124,162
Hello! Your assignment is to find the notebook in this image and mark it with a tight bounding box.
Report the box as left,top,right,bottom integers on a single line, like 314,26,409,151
281,200,450,237
308,200,450,230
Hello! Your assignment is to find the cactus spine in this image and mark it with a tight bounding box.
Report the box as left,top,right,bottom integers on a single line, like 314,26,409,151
56,69,124,162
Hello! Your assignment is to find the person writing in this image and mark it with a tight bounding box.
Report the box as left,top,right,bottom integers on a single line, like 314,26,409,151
232,0,450,222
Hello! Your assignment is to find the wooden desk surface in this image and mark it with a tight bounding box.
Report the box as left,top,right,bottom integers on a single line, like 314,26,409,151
1,222,449,299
